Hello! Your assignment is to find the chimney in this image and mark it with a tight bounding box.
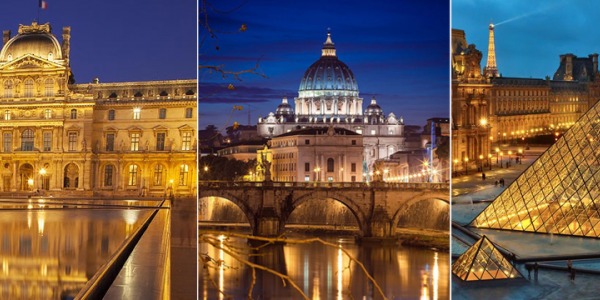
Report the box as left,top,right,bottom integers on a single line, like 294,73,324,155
590,54,599,74
564,53,575,81
2,30,10,45
62,26,71,61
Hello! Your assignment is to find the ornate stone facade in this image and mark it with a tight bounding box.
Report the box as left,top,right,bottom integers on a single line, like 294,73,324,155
0,22,197,196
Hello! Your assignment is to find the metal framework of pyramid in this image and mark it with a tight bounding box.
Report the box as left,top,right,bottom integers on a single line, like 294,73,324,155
452,235,522,281
471,101,600,237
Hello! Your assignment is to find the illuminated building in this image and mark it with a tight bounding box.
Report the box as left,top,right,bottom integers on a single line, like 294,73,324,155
452,27,600,172
0,22,197,196
452,235,522,281
472,100,600,237
257,33,405,174
255,126,363,182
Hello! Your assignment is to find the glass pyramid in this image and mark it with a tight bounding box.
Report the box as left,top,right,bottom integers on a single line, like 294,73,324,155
471,101,600,237
452,235,522,281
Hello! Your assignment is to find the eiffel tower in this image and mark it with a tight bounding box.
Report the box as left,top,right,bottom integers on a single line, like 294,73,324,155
472,101,600,237
484,23,499,78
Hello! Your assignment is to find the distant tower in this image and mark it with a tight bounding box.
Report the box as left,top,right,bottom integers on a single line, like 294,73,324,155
484,23,499,78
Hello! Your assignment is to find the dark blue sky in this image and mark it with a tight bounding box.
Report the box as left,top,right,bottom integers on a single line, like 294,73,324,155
200,0,449,131
2,0,196,83
453,0,600,79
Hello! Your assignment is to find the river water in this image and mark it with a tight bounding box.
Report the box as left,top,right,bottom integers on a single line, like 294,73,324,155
199,233,449,299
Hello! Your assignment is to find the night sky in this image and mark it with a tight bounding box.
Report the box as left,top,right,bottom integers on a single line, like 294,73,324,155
1,0,196,83
453,0,600,79
200,0,449,132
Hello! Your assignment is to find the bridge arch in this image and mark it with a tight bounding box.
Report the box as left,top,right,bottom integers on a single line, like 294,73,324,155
199,191,256,230
391,191,450,231
287,191,368,235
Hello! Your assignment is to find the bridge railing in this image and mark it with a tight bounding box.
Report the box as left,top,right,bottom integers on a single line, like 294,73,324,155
198,180,448,190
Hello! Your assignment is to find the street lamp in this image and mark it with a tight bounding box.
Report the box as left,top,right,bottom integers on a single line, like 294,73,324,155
495,147,500,166
27,178,34,191
464,157,469,175
508,150,513,165
453,159,459,177
487,153,493,170
499,152,504,168
478,154,484,172
39,168,47,190
518,148,523,164
314,167,321,182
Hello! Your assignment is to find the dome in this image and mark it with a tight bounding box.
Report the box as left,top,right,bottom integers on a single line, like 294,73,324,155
298,33,358,98
0,22,62,62
275,97,294,116
365,97,383,116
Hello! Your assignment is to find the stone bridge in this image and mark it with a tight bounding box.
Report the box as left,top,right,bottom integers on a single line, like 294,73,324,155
199,181,449,239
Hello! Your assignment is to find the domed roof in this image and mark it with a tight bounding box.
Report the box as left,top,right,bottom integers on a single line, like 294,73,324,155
0,22,62,62
365,97,383,116
298,33,358,98
275,97,294,116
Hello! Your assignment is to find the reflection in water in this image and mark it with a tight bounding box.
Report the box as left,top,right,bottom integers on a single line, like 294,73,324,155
0,209,148,299
199,234,449,299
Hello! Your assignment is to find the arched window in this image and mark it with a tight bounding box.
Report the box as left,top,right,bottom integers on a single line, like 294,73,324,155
179,164,189,186
24,78,34,98
4,80,13,98
153,164,163,186
44,78,54,97
104,165,114,187
21,129,34,151
327,158,334,172
108,109,115,120
128,165,138,186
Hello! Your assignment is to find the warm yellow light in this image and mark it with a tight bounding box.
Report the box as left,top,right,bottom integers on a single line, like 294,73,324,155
39,168,46,176
27,178,33,186
495,147,500,153
480,118,487,126
479,154,483,160
453,159,459,164
464,157,469,162
203,166,209,172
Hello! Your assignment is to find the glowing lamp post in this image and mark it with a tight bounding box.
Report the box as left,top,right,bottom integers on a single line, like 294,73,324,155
27,178,34,191
453,159,459,177
479,154,484,172
314,167,321,182
495,147,500,166
39,168,47,190
464,157,469,175
488,153,493,170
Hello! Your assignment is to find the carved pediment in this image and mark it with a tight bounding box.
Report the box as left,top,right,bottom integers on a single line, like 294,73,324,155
178,124,194,132
1,54,65,71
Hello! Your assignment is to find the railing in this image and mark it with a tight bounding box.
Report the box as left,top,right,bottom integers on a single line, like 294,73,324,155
75,199,166,299
198,180,449,190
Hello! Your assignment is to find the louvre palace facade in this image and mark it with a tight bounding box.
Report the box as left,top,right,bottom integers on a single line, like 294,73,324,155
0,22,197,197
452,28,600,172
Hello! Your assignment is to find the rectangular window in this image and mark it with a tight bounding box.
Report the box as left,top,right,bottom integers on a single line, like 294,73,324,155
153,165,163,186
108,110,115,120
106,133,115,151
181,132,191,151
351,163,356,172
179,164,189,186
185,107,193,118
305,139,310,145
104,165,113,187
4,110,10,121
159,108,167,119
351,175,356,182
3,132,11,153
43,132,52,151
304,175,310,182
133,108,141,120
68,132,77,151
351,140,356,145
304,162,310,172
44,109,52,119
156,132,165,151
130,133,140,151
128,165,138,186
